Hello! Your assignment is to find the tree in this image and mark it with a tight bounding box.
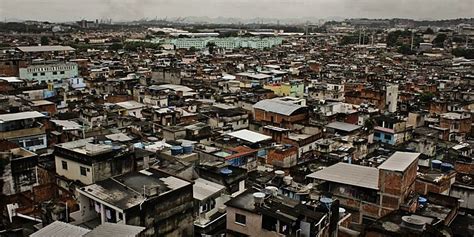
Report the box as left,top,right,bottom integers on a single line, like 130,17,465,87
109,43,123,51
207,42,217,54
40,36,49,45
420,92,435,103
452,48,474,59
432,34,447,48
424,28,434,34
397,44,415,55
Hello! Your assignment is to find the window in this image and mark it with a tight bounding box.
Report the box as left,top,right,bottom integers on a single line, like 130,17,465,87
374,132,380,137
25,138,43,147
60,71,65,74
384,134,392,140
33,73,38,76
40,72,45,76
80,166,87,176
235,213,246,225
53,71,57,75
62,161,68,170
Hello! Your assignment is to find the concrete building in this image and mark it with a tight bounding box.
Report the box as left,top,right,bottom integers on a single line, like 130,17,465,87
115,100,146,119
71,168,194,237
162,37,283,50
253,97,308,128
54,138,134,187
207,104,249,131
0,111,47,151
264,80,305,98
225,187,330,237
307,152,420,224
19,62,79,83
193,178,229,236
373,115,411,145
386,84,399,113
439,112,472,142
0,146,38,195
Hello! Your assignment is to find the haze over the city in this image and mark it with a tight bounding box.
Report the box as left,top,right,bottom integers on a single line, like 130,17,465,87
0,0,473,22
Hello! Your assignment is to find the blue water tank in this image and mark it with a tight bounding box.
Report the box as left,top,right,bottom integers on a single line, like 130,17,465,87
441,163,453,172
182,144,193,154
171,146,183,156
220,168,233,175
418,197,428,206
431,160,442,169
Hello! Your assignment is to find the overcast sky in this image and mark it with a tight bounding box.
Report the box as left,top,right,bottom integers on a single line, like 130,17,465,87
0,0,472,22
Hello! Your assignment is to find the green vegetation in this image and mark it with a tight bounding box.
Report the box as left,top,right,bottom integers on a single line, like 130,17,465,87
207,42,217,54
339,33,369,45
432,34,447,48
452,48,474,59
40,36,50,45
123,41,161,51
109,43,123,51
420,92,435,103
397,44,415,55
424,28,434,34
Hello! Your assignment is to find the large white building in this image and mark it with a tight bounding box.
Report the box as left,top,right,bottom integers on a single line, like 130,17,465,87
386,84,399,113
19,62,79,83
153,37,284,50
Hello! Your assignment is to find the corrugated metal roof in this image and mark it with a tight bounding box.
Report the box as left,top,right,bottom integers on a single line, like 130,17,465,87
84,223,145,237
17,45,75,52
253,99,306,116
378,152,420,172
227,129,271,143
306,163,379,190
30,221,90,237
0,111,46,123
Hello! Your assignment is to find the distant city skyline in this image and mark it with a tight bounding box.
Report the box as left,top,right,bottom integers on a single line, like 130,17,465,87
0,0,473,22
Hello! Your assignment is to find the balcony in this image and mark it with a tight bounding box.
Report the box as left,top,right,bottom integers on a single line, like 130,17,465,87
0,126,46,140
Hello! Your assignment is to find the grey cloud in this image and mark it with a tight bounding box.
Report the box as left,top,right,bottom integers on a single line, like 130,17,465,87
0,0,472,22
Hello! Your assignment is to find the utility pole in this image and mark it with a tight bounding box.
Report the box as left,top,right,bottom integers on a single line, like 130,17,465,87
410,30,414,51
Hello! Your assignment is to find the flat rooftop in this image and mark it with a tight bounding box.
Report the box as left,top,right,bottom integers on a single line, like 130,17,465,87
79,168,191,211
325,121,361,133
56,138,113,156
193,178,225,201
0,111,46,123
17,45,75,52
377,152,420,172
226,129,271,144
306,162,380,190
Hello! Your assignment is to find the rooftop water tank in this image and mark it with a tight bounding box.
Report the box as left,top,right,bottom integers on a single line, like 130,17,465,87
182,144,193,154
320,197,334,210
274,170,285,177
283,176,293,185
220,168,233,175
339,207,346,216
265,186,279,197
418,197,428,206
401,216,426,230
171,146,183,156
431,160,442,169
440,163,453,172
253,192,265,206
